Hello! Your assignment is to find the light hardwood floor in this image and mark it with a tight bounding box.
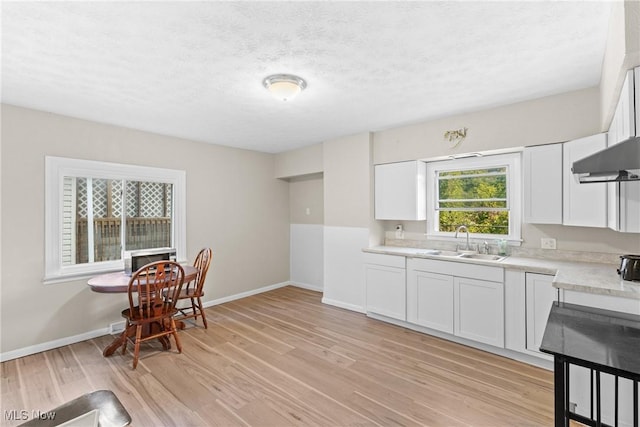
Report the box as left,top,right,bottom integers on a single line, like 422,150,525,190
1,286,553,426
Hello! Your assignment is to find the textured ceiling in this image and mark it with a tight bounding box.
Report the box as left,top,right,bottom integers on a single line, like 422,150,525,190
2,1,613,153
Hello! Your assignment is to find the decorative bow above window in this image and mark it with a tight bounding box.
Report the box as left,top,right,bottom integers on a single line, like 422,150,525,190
444,127,468,148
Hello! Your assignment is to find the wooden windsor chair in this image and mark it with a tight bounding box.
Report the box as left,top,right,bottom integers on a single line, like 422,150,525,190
120,260,185,369
171,248,212,328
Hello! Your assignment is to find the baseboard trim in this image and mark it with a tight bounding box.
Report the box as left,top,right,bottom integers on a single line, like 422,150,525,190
201,281,290,308
0,328,109,362
1,281,292,362
321,297,365,313
366,312,554,371
289,281,323,292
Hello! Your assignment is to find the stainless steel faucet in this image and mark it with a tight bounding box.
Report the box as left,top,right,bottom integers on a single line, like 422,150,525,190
454,225,470,250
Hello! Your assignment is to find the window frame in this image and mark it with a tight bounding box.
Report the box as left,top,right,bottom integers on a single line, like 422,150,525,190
44,156,186,284
425,152,522,243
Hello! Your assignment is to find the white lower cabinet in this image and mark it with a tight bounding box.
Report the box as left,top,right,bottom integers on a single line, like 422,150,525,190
364,253,406,321
558,289,640,426
407,270,454,333
567,366,639,427
407,258,504,348
454,277,504,347
504,270,556,361
524,273,557,357
560,289,640,315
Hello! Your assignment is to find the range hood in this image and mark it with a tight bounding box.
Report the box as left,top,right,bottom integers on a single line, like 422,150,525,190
572,136,640,183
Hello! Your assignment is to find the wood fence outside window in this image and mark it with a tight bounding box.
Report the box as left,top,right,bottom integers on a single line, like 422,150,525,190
76,217,171,263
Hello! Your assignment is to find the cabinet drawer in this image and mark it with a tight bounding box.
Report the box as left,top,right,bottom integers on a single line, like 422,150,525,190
364,252,406,269
408,257,503,282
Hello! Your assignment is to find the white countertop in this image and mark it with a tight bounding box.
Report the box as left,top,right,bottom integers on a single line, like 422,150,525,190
364,246,640,300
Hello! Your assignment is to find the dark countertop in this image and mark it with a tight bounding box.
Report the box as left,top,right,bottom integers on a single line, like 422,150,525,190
540,302,640,379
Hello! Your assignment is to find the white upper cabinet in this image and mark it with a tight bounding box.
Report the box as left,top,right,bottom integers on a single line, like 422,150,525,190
607,68,639,232
374,161,426,220
637,67,640,132
523,143,563,224
562,133,608,227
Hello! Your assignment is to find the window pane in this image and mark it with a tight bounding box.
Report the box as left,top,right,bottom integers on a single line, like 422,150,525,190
438,211,509,235
436,166,510,235
125,181,172,251
439,167,506,178
438,172,506,201
92,179,122,262
439,200,507,209
63,177,122,265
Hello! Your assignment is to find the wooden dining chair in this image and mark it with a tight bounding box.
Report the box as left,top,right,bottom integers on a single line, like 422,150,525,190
172,248,212,328
120,260,185,369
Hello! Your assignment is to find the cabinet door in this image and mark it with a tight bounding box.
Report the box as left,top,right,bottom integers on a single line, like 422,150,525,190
607,69,639,232
364,263,406,321
636,67,640,134
374,161,426,220
523,144,563,224
607,106,620,230
562,133,608,227
614,70,636,142
525,273,556,359
407,270,454,333
454,277,504,347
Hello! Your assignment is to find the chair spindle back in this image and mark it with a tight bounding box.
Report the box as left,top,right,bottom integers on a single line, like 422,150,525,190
128,261,185,319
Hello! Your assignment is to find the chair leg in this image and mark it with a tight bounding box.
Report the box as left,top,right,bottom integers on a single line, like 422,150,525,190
121,325,130,355
197,297,208,329
190,298,197,320
132,325,142,369
156,321,170,350
170,318,182,354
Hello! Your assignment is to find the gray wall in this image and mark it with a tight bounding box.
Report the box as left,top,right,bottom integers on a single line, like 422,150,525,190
1,105,290,354
289,173,324,225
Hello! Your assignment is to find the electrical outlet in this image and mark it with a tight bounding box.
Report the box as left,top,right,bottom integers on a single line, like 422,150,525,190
541,238,556,250
109,321,126,335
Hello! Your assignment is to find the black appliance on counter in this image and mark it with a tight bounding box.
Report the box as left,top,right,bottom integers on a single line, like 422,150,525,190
618,254,640,282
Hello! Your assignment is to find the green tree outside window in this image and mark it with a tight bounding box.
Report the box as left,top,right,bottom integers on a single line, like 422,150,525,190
437,167,509,235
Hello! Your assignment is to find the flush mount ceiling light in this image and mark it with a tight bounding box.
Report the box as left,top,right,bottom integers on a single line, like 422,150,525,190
262,74,307,101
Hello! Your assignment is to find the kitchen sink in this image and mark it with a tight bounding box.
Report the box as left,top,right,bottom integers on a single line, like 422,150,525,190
458,253,506,261
429,250,460,257
415,250,506,262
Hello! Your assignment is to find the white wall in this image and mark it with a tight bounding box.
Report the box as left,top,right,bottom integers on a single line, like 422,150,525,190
600,1,640,130
0,105,290,355
290,224,323,291
289,173,324,291
322,133,372,311
274,142,323,179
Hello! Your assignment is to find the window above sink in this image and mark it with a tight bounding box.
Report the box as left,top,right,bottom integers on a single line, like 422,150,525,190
425,152,522,244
